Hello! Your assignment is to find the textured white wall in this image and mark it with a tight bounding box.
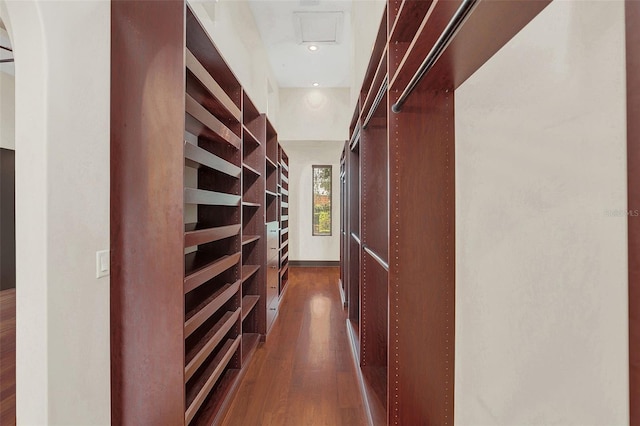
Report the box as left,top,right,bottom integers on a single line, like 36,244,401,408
0,70,14,150
454,1,628,424
281,140,343,261
350,0,385,109
278,88,350,142
1,0,111,423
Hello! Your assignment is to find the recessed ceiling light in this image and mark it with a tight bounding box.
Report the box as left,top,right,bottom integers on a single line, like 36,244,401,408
308,45,318,52
312,82,319,87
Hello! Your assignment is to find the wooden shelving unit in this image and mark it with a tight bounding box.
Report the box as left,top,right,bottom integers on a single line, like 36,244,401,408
182,6,244,422
278,146,290,295
340,1,551,424
110,2,289,424
264,119,280,333
241,93,265,359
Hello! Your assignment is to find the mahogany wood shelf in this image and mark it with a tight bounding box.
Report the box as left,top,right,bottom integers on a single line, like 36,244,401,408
184,188,240,207
185,280,241,337
185,94,241,150
242,163,261,177
185,336,241,424
184,252,241,294
184,141,241,178
184,223,241,248
241,333,260,364
241,265,260,283
185,48,241,122
241,295,260,321
241,235,260,246
185,308,240,381
265,156,277,170
111,3,290,424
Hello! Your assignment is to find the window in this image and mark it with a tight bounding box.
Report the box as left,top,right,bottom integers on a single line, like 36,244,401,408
312,165,332,236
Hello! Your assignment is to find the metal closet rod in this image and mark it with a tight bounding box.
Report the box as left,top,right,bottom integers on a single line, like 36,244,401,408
362,76,389,130
0,45,12,52
391,0,479,114
0,59,13,63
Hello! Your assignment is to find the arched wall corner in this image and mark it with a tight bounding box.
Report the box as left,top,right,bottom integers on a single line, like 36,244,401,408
0,1,50,423
0,1,111,424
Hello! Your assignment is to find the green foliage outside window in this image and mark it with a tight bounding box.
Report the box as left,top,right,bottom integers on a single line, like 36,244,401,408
312,165,332,236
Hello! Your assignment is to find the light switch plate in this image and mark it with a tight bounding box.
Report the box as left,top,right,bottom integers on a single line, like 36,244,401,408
96,250,110,278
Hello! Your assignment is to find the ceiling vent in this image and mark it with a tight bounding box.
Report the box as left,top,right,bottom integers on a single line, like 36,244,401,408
293,11,343,44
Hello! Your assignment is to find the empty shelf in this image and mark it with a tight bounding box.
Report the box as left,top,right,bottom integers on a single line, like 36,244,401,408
185,49,241,122
241,235,260,246
242,265,260,283
184,252,241,294
265,190,278,198
241,333,260,365
281,175,289,184
281,215,289,221
185,93,241,150
280,263,289,277
184,141,241,178
242,163,261,177
185,335,241,424
266,156,277,169
281,188,289,196
243,126,261,147
184,188,240,206
281,227,289,235
185,279,241,337
241,295,260,321
184,224,241,248
185,308,240,381
242,201,261,208
281,252,289,263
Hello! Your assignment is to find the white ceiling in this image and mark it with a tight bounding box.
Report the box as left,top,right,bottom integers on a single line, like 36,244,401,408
248,0,353,88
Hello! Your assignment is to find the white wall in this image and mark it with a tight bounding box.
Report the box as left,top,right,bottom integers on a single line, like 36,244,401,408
350,0,385,109
278,88,350,262
189,0,280,126
0,69,13,150
454,1,628,424
279,88,351,142
1,0,111,424
281,140,343,262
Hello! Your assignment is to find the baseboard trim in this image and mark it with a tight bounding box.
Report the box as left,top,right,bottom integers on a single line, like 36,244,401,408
289,260,340,267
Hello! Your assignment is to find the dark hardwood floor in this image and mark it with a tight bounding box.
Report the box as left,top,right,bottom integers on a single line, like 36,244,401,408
222,267,367,426
0,289,15,425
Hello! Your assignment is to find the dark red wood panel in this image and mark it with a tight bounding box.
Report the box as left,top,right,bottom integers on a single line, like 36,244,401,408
361,101,388,263
421,0,552,91
627,1,640,424
110,1,186,424
388,88,454,425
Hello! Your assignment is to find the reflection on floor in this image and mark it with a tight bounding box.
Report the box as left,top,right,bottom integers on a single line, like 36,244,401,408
222,267,367,426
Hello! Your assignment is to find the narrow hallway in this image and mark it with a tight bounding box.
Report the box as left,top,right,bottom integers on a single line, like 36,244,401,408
222,267,367,426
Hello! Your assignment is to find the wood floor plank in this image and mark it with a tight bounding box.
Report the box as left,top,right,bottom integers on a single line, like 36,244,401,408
222,267,367,426
0,289,16,425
